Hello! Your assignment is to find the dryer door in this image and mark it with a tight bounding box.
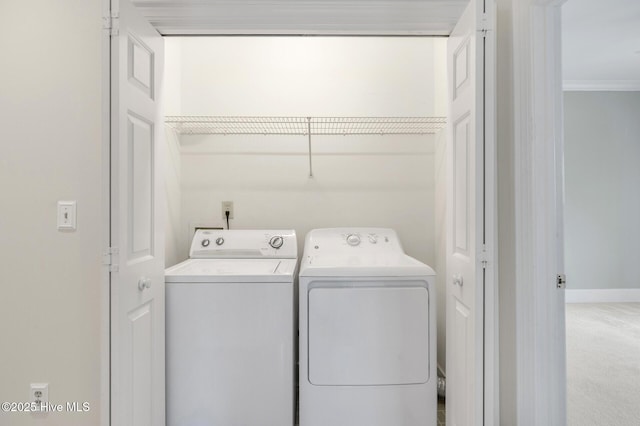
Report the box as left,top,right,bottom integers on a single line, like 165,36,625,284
307,282,430,386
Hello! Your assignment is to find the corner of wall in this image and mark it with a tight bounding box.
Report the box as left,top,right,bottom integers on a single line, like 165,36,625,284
496,0,517,423
164,126,184,267
434,128,448,375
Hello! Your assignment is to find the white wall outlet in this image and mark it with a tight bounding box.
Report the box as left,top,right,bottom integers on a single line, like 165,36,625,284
30,383,48,410
57,201,77,231
221,201,234,219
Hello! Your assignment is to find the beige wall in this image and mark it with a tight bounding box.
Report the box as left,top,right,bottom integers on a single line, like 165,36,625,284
179,133,437,265
176,37,445,117
163,39,184,268
164,126,183,268
0,1,104,425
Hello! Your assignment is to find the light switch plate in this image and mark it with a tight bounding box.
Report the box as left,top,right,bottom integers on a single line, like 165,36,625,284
57,201,77,231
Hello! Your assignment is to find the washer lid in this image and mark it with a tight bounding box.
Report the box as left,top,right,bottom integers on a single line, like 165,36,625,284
165,258,297,283
299,254,435,277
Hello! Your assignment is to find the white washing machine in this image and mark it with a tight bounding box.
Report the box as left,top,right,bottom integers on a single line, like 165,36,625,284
165,229,298,426
298,228,436,426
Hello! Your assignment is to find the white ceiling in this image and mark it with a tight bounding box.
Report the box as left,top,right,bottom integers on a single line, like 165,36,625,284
562,0,640,89
133,0,468,36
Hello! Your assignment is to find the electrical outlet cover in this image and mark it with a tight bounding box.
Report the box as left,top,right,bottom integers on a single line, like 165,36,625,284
221,201,234,219
30,383,49,410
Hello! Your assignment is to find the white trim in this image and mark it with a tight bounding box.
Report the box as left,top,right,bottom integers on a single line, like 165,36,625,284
533,0,566,5
134,1,466,36
482,2,499,425
566,289,640,304
512,1,567,425
100,0,111,425
563,80,640,92
159,29,454,36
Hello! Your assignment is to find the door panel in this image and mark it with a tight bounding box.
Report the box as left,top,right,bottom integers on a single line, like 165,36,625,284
128,35,154,97
446,0,494,424
453,38,471,99
128,112,154,258
450,298,472,426
129,302,153,426
453,113,471,256
308,286,430,386
111,1,165,425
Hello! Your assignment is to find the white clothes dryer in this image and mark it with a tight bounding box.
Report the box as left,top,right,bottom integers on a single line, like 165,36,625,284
298,228,436,426
165,229,298,426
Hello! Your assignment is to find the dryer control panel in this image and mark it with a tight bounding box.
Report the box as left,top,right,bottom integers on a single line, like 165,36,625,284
304,228,404,255
190,229,297,259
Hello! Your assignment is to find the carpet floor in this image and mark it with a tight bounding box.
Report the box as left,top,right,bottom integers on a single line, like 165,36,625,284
566,303,640,426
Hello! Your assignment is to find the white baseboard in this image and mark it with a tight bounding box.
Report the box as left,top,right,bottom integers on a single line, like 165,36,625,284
563,80,640,91
565,289,640,304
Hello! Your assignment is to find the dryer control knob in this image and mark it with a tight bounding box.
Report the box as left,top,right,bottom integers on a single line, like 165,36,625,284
346,234,361,246
215,237,224,246
368,235,378,244
201,239,210,247
269,235,284,249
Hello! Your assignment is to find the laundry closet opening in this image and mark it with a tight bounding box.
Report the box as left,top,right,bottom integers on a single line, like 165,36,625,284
162,36,449,373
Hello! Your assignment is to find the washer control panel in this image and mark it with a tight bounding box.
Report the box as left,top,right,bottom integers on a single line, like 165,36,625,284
269,235,284,249
189,229,297,259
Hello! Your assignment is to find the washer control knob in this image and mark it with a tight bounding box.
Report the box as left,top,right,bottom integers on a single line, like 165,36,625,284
215,237,225,246
346,234,361,246
269,235,284,249
368,235,378,244
201,239,210,247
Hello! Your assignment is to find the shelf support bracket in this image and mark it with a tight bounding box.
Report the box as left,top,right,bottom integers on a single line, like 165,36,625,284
307,117,313,177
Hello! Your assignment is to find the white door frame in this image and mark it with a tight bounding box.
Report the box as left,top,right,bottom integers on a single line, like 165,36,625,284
100,0,112,425
97,0,569,424
509,0,567,424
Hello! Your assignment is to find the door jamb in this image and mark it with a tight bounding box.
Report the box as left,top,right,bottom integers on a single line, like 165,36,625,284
483,3,499,425
100,0,111,425
511,0,567,424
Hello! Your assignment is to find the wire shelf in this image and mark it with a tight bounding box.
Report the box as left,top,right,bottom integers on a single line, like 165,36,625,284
165,116,447,135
